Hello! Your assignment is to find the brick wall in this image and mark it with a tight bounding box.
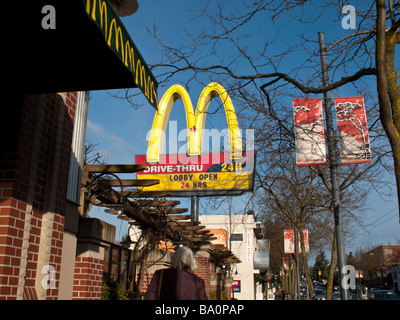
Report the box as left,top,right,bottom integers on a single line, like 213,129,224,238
72,218,116,300
195,256,211,298
139,271,154,294
210,274,232,300
72,256,104,300
0,93,77,300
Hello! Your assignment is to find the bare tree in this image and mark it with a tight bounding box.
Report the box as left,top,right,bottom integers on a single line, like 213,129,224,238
133,1,400,301
148,0,400,219
246,79,390,298
84,141,105,165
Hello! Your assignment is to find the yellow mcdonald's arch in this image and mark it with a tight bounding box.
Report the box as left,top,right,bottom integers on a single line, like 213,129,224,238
146,83,242,163
108,18,124,59
84,0,159,108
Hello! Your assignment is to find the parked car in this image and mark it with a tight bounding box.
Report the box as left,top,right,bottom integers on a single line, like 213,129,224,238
313,288,326,300
368,290,400,300
331,291,358,300
368,287,379,294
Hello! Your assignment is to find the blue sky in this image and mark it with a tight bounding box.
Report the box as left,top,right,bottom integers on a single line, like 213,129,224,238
85,1,400,258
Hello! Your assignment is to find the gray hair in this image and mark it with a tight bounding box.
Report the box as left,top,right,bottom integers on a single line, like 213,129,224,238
171,246,197,272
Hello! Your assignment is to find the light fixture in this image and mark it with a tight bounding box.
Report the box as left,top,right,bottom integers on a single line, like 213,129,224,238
117,196,126,216
174,235,185,248
221,258,227,269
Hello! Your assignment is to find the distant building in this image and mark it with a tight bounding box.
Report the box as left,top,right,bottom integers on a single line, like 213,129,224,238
361,244,400,291
199,214,267,300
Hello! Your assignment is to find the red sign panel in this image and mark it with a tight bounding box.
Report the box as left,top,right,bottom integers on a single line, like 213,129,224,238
283,229,309,254
293,99,327,167
231,280,241,293
334,96,371,165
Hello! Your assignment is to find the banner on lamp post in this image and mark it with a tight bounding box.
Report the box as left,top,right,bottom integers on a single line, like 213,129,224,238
293,99,327,167
283,229,309,254
334,96,371,165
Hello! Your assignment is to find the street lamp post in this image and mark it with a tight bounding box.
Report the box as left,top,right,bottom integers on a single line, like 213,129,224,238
294,226,301,300
318,31,349,300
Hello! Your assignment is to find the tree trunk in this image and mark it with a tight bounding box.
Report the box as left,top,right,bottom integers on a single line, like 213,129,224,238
292,257,297,300
376,0,400,221
326,232,337,300
287,256,292,299
299,228,314,299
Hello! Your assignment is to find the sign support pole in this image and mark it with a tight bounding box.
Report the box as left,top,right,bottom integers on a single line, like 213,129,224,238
318,31,348,300
191,195,199,222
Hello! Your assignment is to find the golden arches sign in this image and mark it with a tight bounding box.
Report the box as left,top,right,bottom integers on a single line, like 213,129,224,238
146,83,242,163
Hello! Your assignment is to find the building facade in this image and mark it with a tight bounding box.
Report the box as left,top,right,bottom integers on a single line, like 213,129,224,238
0,92,85,299
0,92,137,300
199,214,265,300
1,0,159,300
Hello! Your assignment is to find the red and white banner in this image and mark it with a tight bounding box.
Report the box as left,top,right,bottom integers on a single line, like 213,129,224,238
293,99,327,167
334,97,371,165
284,229,309,254
282,256,290,271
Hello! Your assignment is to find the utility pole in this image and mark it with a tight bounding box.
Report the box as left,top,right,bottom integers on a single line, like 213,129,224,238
318,31,349,300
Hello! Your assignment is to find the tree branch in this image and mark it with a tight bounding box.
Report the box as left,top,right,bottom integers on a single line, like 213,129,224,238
260,67,377,94
155,60,377,95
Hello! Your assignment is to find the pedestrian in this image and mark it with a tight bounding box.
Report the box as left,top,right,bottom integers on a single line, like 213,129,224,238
144,246,208,300
281,289,286,300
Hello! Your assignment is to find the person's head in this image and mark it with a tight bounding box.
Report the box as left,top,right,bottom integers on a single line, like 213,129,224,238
171,246,197,273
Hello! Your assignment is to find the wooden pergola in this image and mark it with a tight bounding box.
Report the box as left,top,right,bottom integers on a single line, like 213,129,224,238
211,245,241,265
80,164,217,247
